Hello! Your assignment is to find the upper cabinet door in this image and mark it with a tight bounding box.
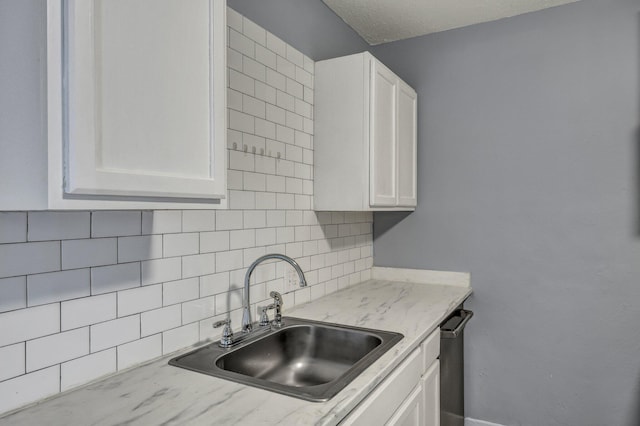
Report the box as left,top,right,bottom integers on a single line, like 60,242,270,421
396,81,417,207
370,60,398,207
63,0,226,200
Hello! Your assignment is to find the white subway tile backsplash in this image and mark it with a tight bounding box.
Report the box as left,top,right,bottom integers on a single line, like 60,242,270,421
255,44,277,69
215,288,243,314
26,327,89,372
242,16,266,46
276,193,295,210
163,233,199,258
182,210,216,233
28,212,90,241
200,231,230,254
0,212,26,244
276,124,295,144
303,55,314,74
0,366,59,415
182,253,216,279
141,211,182,235
62,238,116,270
117,334,162,370
61,349,116,391
141,305,182,337
182,295,216,324
285,44,304,67
229,28,255,58
295,67,313,88
230,229,255,250
276,159,295,177
0,241,60,278
163,278,199,306
304,86,314,104
215,250,244,272
200,272,230,297
228,169,244,190
0,303,59,347
0,276,26,313
229,69,255,97
229,190,255,210
255,117,276,139
118,235,163,263
243,57,266,83
91,263,140,295
242,94,266,118
255,192,277,210
286,78,304,100
61,293,116,331
243,211,266,229
266,103,286,125
277,55,296,79
0,12,376,413
226,6,243,32
255,155,276,175
229,109,255,134
0,343,25,382
243,172,266,191
118,284,162,317
162,323,199,354
227,48,243,73
90,315,140,353
266,68,286,91
92,211,141,238
141,257,182,286
27,268,90,307
255,80,277,104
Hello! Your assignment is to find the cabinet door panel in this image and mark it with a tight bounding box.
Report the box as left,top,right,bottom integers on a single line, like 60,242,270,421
341,348,422,426
397,81,417,207
370,60,397,207
386,384,424,426
64,0,226,200
422,360,440,426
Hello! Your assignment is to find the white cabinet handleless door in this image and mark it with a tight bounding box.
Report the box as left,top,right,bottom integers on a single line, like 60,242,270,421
315,52,417,211
370,60,398,207
396,80,418,207
35,0,227,210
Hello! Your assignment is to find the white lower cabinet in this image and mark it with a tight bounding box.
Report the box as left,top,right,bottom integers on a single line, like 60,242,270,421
421,360,440,426
341,329,440,426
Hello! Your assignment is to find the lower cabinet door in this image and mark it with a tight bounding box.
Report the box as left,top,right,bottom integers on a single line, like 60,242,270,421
386,384,424,426
341,348,422,426
422,360,440,426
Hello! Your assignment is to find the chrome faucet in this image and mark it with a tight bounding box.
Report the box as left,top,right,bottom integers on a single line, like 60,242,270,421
242,254,307,333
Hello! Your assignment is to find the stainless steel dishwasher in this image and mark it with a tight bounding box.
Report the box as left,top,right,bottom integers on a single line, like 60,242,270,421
440,307,474,426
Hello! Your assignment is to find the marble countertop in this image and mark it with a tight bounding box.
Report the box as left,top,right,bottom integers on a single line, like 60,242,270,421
1,271,471,426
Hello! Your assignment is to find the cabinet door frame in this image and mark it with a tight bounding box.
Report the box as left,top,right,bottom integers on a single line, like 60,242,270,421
369,58,398,207
49,0,227,201
396,80,418,207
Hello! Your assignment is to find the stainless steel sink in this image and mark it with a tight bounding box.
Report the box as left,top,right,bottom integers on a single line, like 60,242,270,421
169,317,403,401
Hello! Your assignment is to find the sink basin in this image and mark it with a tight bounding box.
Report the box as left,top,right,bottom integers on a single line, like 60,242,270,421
169,317,403,401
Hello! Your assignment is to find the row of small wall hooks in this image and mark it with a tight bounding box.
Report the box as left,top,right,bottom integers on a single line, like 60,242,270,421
232,142,282,159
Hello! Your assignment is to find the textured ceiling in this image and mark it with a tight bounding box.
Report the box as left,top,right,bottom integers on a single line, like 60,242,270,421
322,0,581,45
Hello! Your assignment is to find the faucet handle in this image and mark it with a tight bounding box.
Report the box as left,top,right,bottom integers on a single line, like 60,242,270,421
269,291,284,327
259,306,271,327
213,318,233,348
270,291,283,306
213,318,230,328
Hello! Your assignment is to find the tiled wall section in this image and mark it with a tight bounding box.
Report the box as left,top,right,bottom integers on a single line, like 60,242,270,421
0,8,373,415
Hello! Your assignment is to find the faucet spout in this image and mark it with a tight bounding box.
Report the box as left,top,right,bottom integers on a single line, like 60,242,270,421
242,254,307,333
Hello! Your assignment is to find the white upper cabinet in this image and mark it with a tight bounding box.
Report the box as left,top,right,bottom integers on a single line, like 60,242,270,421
1,0,227,210
314,52,417,211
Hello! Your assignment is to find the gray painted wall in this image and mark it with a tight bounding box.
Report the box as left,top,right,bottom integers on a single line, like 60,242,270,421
371,0,640,424
227,0,368,61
